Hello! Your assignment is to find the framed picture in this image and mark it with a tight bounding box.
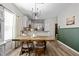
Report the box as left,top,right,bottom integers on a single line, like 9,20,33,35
66,16,75,25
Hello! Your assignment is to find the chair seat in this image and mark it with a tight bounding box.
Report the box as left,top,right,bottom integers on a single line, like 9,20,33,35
22,42,33,48
34,45,45,48
22,44,28,48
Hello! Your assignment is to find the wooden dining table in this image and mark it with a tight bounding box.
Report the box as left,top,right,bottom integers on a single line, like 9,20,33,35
12,36,55,41
12,36,56,49
12,36,58,55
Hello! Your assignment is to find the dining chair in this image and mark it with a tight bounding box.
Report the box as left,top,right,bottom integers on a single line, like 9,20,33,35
19,40,34,56
33,40,46,56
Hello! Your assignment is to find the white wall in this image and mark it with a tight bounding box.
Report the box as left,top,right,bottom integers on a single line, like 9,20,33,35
58,4,79,28
45,17,56,38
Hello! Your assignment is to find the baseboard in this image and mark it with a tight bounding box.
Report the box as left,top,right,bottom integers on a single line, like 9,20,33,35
58,40,79,55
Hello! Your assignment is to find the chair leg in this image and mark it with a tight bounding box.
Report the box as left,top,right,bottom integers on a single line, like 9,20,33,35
25,49,30,56
25,51,30,56
29,49,30,56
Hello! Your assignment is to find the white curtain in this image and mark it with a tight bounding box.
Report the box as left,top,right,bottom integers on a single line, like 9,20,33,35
4,9,16,40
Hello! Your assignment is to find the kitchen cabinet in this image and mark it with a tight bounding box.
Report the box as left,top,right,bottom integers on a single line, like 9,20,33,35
22,16,29,27
31,19,45,31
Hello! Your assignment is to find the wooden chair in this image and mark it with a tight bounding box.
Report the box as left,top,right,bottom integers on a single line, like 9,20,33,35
33,40,46,56
19,40,34,56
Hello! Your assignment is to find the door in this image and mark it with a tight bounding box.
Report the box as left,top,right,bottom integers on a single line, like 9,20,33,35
55,23,58,37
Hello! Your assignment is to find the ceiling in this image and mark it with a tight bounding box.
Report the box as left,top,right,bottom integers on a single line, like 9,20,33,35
14,3,71,19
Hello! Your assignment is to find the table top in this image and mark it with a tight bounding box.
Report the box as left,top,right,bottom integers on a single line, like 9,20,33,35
12,36,55,41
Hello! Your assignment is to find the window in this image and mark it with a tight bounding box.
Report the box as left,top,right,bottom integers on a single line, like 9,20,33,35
4,9,16,40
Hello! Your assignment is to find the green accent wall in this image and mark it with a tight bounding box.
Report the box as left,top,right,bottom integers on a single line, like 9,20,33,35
58,27,79,51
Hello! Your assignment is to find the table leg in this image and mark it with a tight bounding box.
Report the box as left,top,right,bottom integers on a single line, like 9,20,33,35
15,41,18,49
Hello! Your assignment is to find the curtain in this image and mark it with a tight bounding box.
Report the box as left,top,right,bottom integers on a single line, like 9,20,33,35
4,9,16,40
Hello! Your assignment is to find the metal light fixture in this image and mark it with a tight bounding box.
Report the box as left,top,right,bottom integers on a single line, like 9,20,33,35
32,3,39,19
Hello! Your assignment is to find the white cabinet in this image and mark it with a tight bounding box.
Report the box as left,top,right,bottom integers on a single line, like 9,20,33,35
45,19,55,37
22,16,28,27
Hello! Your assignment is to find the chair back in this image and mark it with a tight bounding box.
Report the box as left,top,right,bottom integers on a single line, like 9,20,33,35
34,40,46,46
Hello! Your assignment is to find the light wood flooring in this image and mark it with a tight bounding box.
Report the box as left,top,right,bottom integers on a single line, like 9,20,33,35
7,41,79,56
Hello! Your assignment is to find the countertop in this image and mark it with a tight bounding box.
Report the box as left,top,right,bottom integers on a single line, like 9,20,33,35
27,31,49,32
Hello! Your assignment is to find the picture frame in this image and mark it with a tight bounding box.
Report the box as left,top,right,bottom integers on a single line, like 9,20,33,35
66,16,75,25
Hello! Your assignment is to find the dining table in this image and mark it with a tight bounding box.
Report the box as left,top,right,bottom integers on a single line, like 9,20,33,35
12,35,55,41
12,35,58,55
12,35,57,49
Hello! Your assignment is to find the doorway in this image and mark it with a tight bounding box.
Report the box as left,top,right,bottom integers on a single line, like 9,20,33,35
55,23,58,37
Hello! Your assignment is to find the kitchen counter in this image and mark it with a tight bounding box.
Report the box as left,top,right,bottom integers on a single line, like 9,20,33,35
26,31,50,36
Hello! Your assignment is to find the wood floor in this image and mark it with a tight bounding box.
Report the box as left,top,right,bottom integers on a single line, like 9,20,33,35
7,41,79,56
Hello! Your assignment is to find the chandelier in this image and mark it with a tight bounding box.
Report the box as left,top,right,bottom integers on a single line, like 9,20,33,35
32,3,39,19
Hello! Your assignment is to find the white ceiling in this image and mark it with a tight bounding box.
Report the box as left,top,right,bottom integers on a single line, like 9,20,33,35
14,3,71,19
